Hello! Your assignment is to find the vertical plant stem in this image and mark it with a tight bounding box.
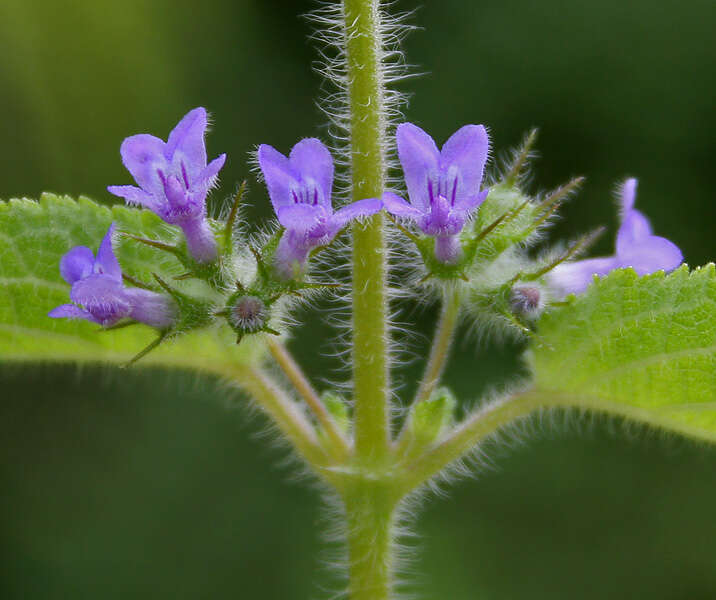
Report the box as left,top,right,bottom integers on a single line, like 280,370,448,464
267,339,350,458
344,485,398,600
344,0,390,461
413,289,461,406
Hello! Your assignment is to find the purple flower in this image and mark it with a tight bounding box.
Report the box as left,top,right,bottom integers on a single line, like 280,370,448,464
108,107,226,263
48,224,175,329
548,178,683,296
383,122,490,264
258,138,382,279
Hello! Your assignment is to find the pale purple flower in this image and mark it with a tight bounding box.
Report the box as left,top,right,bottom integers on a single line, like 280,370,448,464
258,138,382,279
108,107,226,263
548,178,683,296
48,224,175,329
383,122,490,264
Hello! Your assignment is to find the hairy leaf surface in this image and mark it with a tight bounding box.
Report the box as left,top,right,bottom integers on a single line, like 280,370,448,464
531,265,716,442
0,194,264,372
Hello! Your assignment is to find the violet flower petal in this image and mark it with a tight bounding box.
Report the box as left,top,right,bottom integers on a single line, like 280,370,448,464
109,108,224,263
59,246,94,285
106,185,159,212
48,303,96,323
118,134,167,197
69,274,132,326
276,204,326,234
439,124,489,208
620,177,638,212
383,192,423,219
396,123,440,211
165,107,208,177
614,177,682,272
330,197,383,230
258,144,297,212
548,257,620,296
454,188,490,214
434,235,462,265
616,209,654,255
617,235,684,275
289,138,334,208
125,288,176,329
179,218,218,264
195,154,227,190
548,177,684,297
94,223,122,282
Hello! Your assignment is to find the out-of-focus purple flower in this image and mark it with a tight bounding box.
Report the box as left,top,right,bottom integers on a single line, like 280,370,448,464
108,107,226,263
548,178,683,296
258,138,382,279
48,224,175,329
383,122,490,264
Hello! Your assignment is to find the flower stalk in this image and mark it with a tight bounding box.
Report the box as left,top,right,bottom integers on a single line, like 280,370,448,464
413,288,462,407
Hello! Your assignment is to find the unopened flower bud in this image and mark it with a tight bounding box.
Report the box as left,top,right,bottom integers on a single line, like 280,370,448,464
510,285,543,317
229,295,268,333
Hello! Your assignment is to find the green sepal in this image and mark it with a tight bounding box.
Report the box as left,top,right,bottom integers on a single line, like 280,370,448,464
254,228,284,284
174,224,227,288
321,391,351,435
400,388,457,460
413,236,470,282
404,184,543,284
125,224,227,288
152,274,214,334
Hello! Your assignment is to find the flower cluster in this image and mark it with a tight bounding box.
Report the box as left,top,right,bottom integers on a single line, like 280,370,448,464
49,108,685,347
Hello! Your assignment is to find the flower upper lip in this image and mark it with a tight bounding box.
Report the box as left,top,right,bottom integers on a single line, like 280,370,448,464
107,107,226,225
383,122,490,239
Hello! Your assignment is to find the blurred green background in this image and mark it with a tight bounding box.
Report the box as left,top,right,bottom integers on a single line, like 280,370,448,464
1,0,715,598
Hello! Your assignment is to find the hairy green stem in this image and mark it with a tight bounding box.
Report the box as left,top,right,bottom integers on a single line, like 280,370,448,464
413,289,462,406
344,0,390,462
344,484,398,600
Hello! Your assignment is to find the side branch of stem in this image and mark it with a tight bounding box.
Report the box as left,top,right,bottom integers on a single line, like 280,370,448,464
231,365,327,467
267,339,350,458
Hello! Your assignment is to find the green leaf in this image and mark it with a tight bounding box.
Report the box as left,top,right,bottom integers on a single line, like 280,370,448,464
530,265,716,442
0,194,265,373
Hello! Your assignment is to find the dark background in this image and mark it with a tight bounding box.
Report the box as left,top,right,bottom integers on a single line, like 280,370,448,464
1,0,715,598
